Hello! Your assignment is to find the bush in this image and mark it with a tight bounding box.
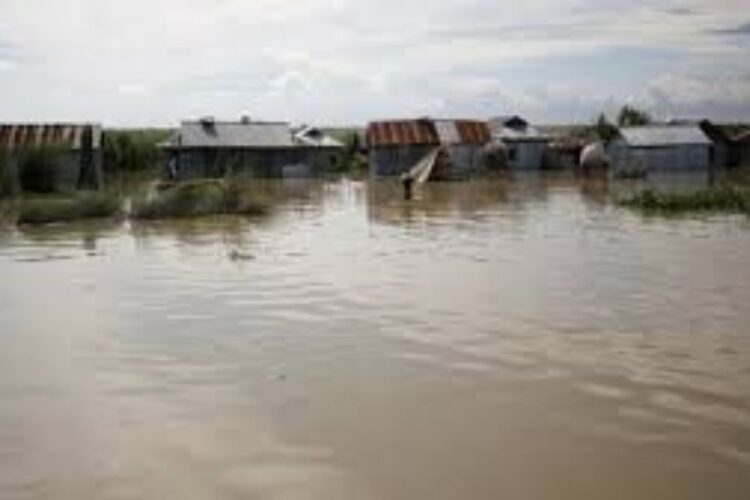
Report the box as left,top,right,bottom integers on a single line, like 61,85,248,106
131,179,270,220
617,105,652,127
17,192,122,225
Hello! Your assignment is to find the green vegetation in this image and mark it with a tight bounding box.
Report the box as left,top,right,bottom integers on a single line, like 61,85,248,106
17,192,122,225
619,186,750,214
594,113,620,144
325,128,367,174
617,105,652,127
103,129,171,171
131,179,270,220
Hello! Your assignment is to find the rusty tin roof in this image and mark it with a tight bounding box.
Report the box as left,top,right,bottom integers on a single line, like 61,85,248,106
0,123,102,152
367,119,490,147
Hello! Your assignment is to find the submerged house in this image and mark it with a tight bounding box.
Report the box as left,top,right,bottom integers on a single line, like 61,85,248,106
163,118,343,180
489,116,550,169
366,118,491,178
736,131,750,166
0,123,103,192
608,124,713,172
292,125,346,176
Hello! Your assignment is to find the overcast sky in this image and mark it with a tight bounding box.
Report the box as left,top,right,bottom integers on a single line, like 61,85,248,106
0,0,748,126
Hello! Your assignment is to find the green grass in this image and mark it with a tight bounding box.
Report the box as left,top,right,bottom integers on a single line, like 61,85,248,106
17,192,123,225
619,186,750,214
131,179,270,220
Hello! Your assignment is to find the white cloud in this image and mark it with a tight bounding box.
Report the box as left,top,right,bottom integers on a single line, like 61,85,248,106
0,0,747,124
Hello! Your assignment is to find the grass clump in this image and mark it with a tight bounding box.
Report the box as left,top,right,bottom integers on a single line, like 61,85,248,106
619,186,750,214
131,179,270,220
18,192,122,225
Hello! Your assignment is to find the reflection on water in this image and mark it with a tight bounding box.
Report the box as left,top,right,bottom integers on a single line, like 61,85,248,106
1,173,749,500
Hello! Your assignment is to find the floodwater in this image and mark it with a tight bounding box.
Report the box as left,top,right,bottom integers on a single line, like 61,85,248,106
1,172,749,500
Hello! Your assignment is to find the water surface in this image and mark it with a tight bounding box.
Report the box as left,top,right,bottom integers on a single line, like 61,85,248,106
1,173,749,499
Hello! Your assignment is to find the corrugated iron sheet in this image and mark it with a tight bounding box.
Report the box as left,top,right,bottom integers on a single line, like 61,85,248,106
620,125,712,147
293,126,345,148
179,121,295,148
367,120,439,147
0,123,102,152
453,120,491,145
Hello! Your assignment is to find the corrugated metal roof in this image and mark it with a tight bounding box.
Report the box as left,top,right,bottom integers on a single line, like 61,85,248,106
492,125,550,141
293,126,345,148
619,125,712,147
367,119,489,147
451,120,491,144
178,121,295,148
489,116,549,142
434,120,461,144
367,120,438,147
0,123,102,152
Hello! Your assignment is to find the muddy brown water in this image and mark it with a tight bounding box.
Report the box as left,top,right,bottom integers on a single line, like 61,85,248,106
1,172,749,499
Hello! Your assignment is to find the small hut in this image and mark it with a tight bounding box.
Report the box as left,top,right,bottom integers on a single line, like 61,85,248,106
163,118,311,180
366,118,491,178
0,123,103,192
488,116,551,169
608,124,712,172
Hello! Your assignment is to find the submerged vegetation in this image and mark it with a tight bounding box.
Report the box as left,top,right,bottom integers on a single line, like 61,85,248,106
619,186,750,214
326,128,367,174
17,192,122,225
131,179,270,220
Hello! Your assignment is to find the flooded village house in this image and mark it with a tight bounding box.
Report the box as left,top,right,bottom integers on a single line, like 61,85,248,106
0,123,103,192
489,115,550,169
366,119,491,178
608,124,713,171
163,118,343,180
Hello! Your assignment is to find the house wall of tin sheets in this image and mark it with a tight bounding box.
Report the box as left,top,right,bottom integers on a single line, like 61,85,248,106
608,142,711,171
504,141,548,170
366,119,491,177
174,148,311,180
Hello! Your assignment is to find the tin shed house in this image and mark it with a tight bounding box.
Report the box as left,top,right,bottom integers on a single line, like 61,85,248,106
489,116,550,169
163,119,306,180
292,125,346,176
0,123,103,192
608,125,713,172
366,118,491,178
